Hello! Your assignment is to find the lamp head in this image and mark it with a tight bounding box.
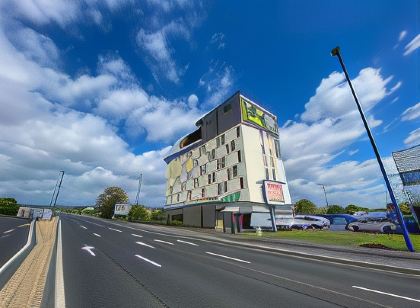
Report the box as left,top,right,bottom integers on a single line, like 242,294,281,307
331,46,340,56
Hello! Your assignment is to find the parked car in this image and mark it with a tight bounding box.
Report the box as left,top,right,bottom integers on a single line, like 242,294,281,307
318,214,358,231
294,215,330,229
347,217,397,233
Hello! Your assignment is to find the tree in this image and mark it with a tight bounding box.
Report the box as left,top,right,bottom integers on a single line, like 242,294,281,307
96,187,129,219
294,199,317,214
327,205,345,214
128,205,151,221
151,209,165,221
314,207,328,215
0,198,19,216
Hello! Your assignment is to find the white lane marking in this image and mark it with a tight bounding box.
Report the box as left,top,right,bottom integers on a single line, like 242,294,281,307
205,252,251,264
81,245,96,256
352,286,420,303
17,223,30,228
136,241,155,248
131,233,143,238
55,219,66,308
93,233,101,237
135,254,161,267
154,239,174,245
177,239,198,246
80,225,87,229
3,229,14,234
108,227,122,233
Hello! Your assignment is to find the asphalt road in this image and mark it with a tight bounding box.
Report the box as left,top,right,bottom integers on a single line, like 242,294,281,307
59,214,420,308
0,216,30,268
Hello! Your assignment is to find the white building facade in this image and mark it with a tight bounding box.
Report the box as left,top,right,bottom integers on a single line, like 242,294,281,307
164,92,292,231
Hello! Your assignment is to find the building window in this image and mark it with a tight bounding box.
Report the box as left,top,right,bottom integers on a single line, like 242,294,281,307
240,177,244,189
181,182,186,191
236,126,240,138
233,165,238,177
177,194,180,202
272,169,276,181
200,165,206,175
200,145,206,156
212,172,216,182
208,174,212,184
187,191,191,200
274,139,281,158
270,156,275,167
216,137,220,147
226,144,230,154
265,168,270,180
224,181,228,193
223,104,232,113
227,168,232,180
230,140,235,151
169,186,173,194
193,159,199,167
217,157,226,169
221,134,225,145
202,188,206,198
218,183,223,195
211,149,215,159
263,155,268,166
237,150,242,163
194,178,199,188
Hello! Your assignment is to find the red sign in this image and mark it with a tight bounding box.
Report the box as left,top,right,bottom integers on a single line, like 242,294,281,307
264,181,285,204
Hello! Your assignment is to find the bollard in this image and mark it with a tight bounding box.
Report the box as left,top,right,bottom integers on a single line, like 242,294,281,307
256,226,262,236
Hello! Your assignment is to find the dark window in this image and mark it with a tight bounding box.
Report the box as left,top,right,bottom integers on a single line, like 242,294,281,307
217,157,226,169
172,214,183,222
240,177,244,189
236,126,240,138
270,156,275,167
200,165,206,175
194,178,199,188
230,140,235,151
227,168,232,180
211,149,215,159
263,155,268,166
223,104,232,113
224,181,228,192
221,134,225,145
212,172,216,182
233,165,238,177
193,159,198,167
180,128,201,148
208,174,212,184
237,150,242,163
177,194,180,202
216,137,220,147
187,191,192,200
218,183,223,195
274,139,281,158
202,188,205,198
181,182,186,191
265,168,270,180
226,144,229,154
272,169,276,180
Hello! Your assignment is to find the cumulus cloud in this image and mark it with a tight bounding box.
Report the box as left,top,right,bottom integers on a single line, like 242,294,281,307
401,102,420,121
404,128,420,146
404,34,420,56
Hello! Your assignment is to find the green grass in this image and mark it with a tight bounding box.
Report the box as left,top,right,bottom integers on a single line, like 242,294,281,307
240,230,420,251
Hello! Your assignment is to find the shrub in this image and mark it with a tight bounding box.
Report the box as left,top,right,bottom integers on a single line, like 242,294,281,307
128,205,151,221
295,199,317,214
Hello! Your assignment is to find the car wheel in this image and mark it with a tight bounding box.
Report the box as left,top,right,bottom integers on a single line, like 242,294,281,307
352,226,359,232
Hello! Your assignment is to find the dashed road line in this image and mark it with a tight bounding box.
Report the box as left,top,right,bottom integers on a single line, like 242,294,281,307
352,286,420,303
205,252,251,264
108,227,122,233
154,239,174,245
136,241,155,248
80,226,87,230
93,233,101,237
3,229,14,234
135,254,161,267
177,239,198,246
131,233,143,238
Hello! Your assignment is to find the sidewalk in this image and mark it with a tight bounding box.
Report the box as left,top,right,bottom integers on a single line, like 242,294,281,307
122,221,420,274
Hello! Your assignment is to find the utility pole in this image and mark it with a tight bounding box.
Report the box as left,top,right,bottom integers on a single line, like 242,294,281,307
53,171,64,207
331,46,414,252
49,176,60,207
318,184,329,207
135,173,143,206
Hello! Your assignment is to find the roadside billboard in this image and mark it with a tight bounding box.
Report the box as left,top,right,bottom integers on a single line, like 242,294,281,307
114,203,132,216
240,97,278,135
262,180,285,205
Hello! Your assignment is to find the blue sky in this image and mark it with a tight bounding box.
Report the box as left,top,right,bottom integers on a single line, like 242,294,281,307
0,0,418,207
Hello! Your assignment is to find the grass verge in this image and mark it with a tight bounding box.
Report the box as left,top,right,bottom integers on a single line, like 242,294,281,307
240,230,420,251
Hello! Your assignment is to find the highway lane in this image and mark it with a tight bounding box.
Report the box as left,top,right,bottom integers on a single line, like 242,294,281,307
0,216,30,268
59,214,420,308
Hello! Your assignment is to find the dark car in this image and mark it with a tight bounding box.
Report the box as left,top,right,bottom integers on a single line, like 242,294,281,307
318,214,358,231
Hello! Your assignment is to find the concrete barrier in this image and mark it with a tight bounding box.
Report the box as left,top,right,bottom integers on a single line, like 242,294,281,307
0,219,36,289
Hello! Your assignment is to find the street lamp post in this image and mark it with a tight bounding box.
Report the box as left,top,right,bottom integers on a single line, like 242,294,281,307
331,46,414,252
318,184,329,208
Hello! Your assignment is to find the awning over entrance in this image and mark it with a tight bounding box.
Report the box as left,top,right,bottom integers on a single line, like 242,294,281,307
221,205,270,214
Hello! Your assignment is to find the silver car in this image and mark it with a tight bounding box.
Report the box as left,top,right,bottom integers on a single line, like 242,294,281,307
347,218,397,233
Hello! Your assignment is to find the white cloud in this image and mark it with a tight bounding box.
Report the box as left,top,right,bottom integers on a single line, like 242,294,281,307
404,128,420,146
187,94,198,108
404,34,420,56
399,30,407,42
199,63,234,106
210,32,225,49
401,102,420,121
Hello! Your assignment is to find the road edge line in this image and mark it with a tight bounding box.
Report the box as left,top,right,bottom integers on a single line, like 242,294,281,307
55,219,66,308
0,219,36,289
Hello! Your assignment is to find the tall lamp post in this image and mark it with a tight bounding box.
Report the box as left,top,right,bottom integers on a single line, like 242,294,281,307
331,47,414,252
318,184,329,208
